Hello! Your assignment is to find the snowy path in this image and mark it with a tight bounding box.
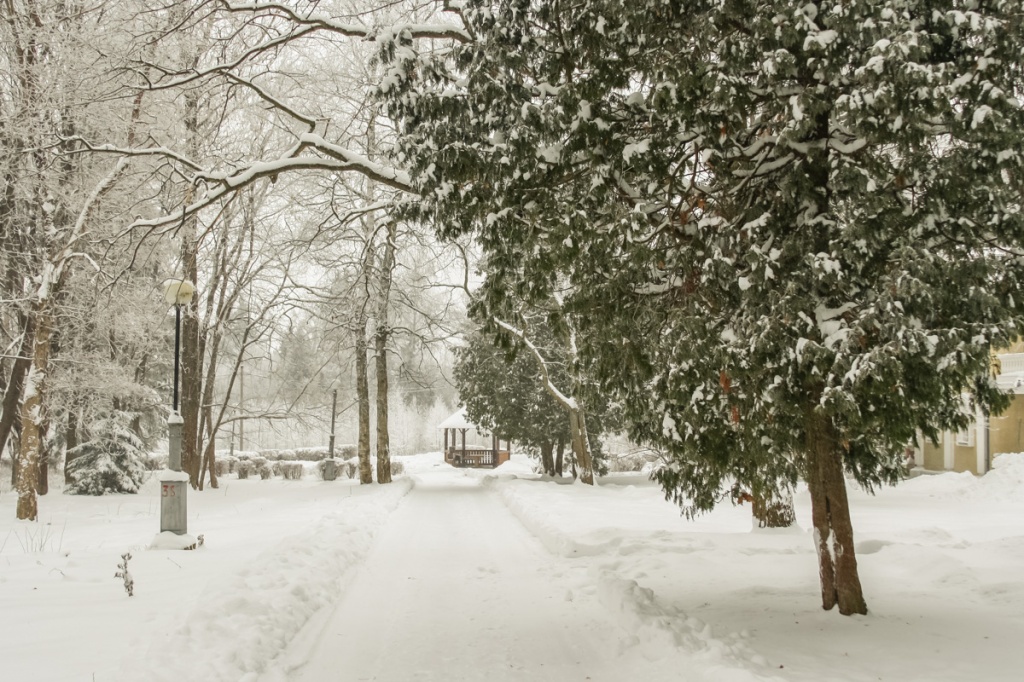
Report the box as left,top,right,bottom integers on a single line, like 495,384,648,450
271,470,620,682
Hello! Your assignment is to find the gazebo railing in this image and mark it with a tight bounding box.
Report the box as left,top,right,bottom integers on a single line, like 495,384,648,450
447,448,496,467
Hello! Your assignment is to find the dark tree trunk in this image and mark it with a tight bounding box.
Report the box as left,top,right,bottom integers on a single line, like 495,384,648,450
374,332,392,484
355,325,373,484
805,407,867,615
63,409,79,486
539,441,555,476
0,318,35,465
10,435,18,486
179,83,203,488
555,438,565,476
36,413,48,496
179,273,201,487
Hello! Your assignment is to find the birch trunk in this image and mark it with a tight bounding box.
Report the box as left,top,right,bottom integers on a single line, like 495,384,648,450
374,222,397,484
16,307,52,521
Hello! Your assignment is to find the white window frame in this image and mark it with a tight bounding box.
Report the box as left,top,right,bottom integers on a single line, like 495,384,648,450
955,426,975,447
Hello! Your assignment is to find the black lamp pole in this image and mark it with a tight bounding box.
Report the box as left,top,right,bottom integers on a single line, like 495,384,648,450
173,304,182,413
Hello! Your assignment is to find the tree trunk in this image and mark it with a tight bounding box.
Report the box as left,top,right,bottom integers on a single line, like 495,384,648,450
540,441,555,476
568,408,594,485
805,407,867,615
37,413,49,496
374,332,392,484
16,308,53,521
752,489,795,529
355,325,373,484
180,247,201,486
10,442,18,487
374,221,397,484
179,83,203,488
555,437,565,476
63,409,79,486
0,318,35,465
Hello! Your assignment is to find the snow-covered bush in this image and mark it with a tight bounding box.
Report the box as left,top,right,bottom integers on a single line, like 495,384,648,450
281,463,303,480
390,460,405,477
65,417,149,495
140,452,165,471
606,451,658,473
236,462,253,479
214,456,237,477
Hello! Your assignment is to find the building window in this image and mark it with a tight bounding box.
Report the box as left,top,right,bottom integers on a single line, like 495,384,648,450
956,427,975,447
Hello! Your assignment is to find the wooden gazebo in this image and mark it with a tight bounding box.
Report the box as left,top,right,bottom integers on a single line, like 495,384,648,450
439,407,511,469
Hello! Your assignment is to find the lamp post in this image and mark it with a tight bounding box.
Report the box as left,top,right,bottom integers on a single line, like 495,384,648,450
323,388,339,481
159,279,195,538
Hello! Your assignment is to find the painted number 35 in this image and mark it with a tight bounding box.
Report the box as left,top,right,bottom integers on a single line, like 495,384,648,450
161,484,176,497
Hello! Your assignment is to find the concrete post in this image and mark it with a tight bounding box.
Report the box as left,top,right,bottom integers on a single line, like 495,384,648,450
161,413,188,534
168,413,183,471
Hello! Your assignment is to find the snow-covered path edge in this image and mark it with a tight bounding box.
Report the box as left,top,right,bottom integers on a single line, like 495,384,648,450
486,476,783,682
118,477,413,682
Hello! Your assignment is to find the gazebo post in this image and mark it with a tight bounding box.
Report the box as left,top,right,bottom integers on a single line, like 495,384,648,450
444,428,449,458
461,428,467,463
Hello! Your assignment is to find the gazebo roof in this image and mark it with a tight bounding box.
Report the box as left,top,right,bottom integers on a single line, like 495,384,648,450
438,406,479,430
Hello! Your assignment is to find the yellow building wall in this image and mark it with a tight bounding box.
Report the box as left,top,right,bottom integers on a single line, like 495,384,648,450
923,437,945,471
990,396,1024,456
952,442,976,474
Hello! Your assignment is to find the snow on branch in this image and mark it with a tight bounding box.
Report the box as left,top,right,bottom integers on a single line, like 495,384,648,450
64,138,205,172
128,137,413,232
296,133,413,189
219,1,472,43
493,317,579,411
141,24,323,91
222,72,318,131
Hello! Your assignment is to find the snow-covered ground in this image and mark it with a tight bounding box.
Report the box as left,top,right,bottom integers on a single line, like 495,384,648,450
1,453,1022,681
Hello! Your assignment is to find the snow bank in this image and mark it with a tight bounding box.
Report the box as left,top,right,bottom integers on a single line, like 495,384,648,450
904,452,1024,502
118,478,413,682
965,452,1024,501
597,572,782,681
489,477,782,681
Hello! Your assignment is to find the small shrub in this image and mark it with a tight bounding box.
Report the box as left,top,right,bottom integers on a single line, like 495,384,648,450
258,463,273,479
214,458,235,477
236,462,252,479
282,462,303,480
390,460,405,477
115,553,134,597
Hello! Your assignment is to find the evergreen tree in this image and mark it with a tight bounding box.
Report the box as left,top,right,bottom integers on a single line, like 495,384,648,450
383,0,1024,615
455,317,614,476
65,414,149,496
